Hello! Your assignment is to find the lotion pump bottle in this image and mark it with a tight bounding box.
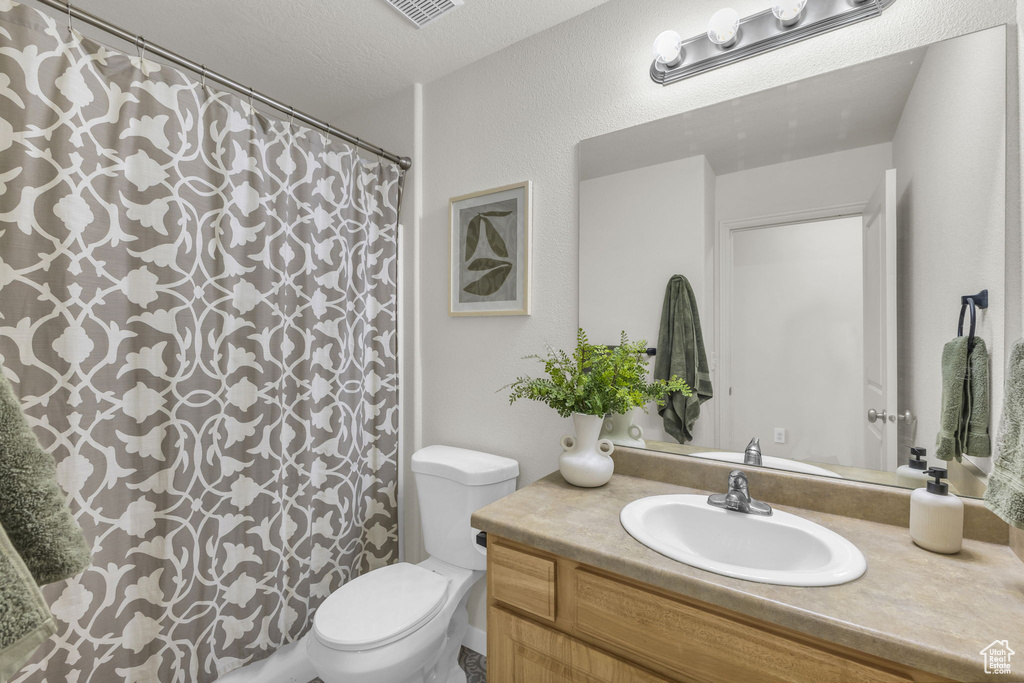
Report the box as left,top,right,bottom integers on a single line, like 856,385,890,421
909,468,963,554
896,447,931,488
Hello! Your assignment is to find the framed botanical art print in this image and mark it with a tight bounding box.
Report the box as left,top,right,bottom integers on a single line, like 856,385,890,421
449,181,532,316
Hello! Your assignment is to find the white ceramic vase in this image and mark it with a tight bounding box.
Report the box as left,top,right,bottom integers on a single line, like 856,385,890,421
601,408,646,449
559,413,615,488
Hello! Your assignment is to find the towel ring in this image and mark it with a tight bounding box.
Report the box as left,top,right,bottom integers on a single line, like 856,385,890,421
958,300,977,348
958,290,989,350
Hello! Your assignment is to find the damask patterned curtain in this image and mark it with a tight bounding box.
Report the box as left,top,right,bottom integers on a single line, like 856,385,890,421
0,3,401,681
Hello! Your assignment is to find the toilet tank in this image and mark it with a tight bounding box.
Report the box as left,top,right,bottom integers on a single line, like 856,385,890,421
411,446,519,570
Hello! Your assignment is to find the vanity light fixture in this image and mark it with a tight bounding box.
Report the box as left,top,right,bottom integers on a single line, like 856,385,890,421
650,0,900,86
652,30,684,68
707,8,741,47
771,0,807,27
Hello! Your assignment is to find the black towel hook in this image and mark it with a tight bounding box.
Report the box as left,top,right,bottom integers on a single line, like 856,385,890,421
958,289,989,349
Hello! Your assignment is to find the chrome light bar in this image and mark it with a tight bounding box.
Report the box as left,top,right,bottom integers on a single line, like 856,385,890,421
651,0,899,86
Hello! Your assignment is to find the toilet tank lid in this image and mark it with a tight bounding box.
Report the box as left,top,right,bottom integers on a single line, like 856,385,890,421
411,445,519,486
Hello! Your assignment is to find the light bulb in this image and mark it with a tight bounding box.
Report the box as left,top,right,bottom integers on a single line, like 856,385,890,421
707,8,741,47
771,0,807,26
652,30,684,67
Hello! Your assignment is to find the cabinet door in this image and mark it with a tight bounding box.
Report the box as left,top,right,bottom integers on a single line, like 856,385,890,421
490,607,668,683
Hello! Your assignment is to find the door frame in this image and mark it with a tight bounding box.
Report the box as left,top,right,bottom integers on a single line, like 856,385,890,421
715,202,867,451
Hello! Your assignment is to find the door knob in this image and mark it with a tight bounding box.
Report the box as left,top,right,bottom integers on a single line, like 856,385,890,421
867,409,888,423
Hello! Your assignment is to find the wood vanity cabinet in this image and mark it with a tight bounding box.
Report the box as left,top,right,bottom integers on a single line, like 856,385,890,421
486,536,949,683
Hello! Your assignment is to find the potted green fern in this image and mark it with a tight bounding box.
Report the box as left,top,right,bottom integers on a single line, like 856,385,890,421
508,330,690,487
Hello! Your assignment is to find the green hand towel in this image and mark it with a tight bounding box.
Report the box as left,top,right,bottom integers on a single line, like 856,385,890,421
985,339,1024,529
654,275,712,444
964,338,991,458
936,337,991,461
936,337,969,461
0,367,90,585
0,523,55,683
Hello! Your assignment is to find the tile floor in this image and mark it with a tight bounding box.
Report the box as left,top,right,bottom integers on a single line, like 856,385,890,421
459,646,486,682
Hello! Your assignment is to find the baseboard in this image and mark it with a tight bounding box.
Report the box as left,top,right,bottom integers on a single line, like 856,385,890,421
463,624,486,656
216,634,317,683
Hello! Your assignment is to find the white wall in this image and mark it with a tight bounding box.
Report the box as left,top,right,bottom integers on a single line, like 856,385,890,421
715,144,894,224
341,0,1020,639
579,155,715,445
893,30,1008,476
727,217,864,466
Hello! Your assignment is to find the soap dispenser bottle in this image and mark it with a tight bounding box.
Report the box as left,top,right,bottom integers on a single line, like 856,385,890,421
896,447,931,488
909,468,963,554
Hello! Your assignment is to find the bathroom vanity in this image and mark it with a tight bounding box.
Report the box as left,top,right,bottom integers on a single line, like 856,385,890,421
472,450,1024,682
486,537,941,682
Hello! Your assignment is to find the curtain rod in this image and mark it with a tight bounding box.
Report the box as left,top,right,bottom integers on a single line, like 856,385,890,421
32,0,413,171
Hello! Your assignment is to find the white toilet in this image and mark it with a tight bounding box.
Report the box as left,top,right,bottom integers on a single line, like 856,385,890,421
307,445,519,683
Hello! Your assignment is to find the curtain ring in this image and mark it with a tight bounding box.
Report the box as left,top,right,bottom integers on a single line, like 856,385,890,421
135,35,147,61
288,106,295,126
248,87,255,111
200,65,207,88
66,1,73,34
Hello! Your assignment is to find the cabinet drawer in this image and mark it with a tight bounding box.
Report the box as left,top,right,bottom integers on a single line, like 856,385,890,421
491,607,669,683
490,540,557,622
573,569,923,683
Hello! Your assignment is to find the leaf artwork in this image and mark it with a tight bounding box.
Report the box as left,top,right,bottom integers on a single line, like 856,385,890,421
463,263,513,296
461,205,516,298
464,215,481,261
467,257,512,271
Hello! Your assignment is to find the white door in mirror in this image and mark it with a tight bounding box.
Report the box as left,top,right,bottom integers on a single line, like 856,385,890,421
620,494,866,586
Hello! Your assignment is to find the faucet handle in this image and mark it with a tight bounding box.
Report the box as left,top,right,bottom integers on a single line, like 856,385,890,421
745,437,761,454
727,470,750,497
728,469,747,487
708,468,772,516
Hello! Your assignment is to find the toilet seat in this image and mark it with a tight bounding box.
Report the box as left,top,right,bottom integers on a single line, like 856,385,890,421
313,563,450,652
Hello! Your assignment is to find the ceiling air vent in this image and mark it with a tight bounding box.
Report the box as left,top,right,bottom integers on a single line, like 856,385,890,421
385,0,464,28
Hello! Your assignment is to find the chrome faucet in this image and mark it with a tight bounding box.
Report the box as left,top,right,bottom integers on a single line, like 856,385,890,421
744,437,762,467
707,470,773,516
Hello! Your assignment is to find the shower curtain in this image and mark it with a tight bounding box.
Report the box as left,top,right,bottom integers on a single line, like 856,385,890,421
0,3,401,681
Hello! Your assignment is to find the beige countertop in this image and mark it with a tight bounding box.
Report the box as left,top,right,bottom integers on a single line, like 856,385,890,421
472,472,1024,682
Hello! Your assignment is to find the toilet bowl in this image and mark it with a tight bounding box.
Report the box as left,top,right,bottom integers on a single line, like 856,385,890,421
307,446,519,683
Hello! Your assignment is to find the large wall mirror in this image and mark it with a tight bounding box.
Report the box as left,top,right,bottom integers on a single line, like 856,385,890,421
578,26,1013,498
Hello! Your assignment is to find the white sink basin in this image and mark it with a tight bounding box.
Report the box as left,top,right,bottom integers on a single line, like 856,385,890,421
620,494,866,586
692,451,843,479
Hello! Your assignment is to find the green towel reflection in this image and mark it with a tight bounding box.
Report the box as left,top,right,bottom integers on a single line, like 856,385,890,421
654,275,713,444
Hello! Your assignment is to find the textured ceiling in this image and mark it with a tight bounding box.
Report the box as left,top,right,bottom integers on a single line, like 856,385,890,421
63,0,610,118
580,45,928,180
